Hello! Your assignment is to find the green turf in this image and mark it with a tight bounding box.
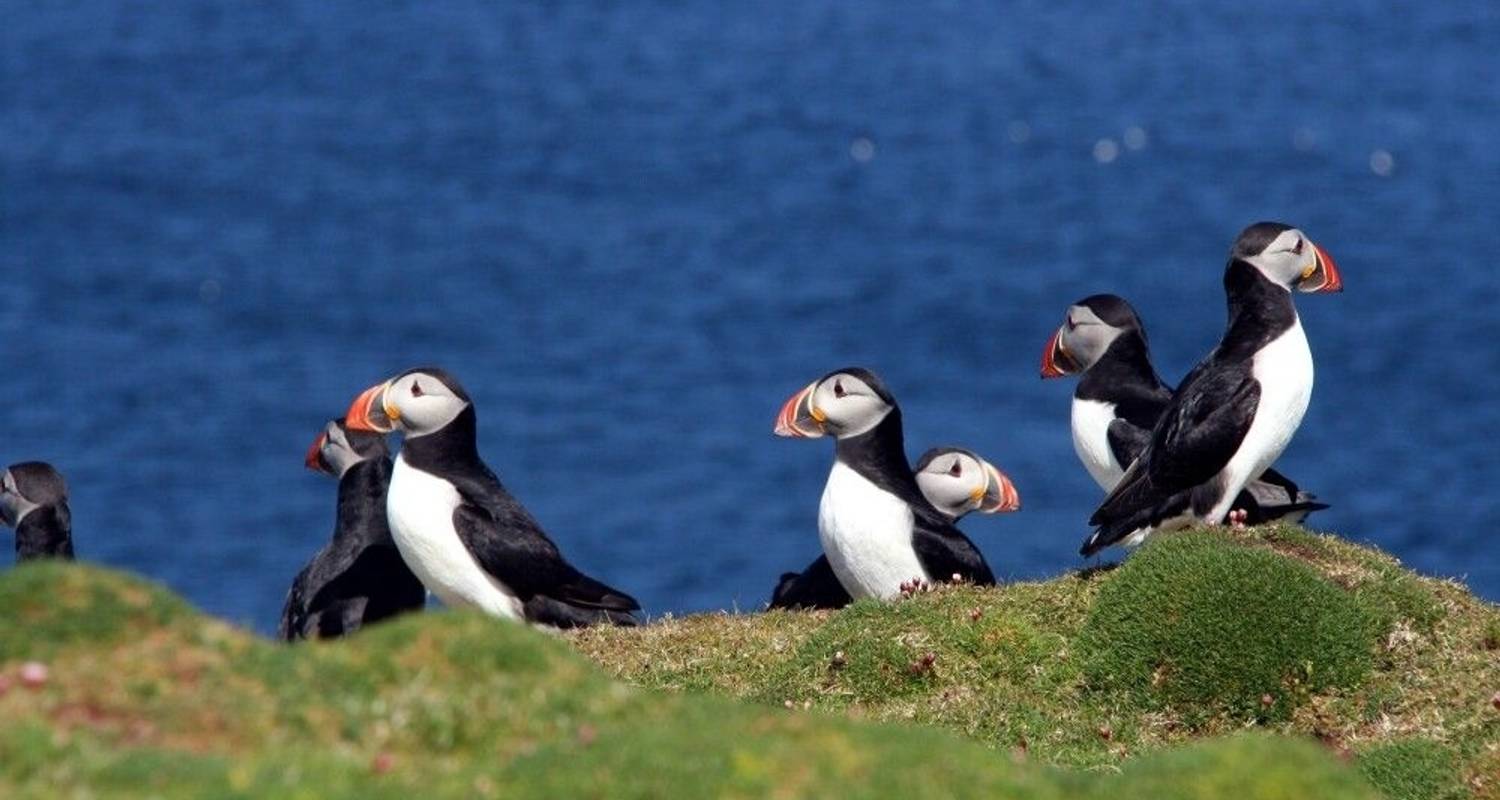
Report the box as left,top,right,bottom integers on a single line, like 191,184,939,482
1077,532,1376,724
2,526,1496,797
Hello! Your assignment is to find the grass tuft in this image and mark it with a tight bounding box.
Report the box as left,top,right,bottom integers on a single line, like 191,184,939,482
1077,532,1377,725
1357,739,1466,800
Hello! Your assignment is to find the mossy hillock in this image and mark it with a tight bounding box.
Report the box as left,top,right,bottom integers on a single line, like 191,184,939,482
1,525,1496,798
1077,532,1377,724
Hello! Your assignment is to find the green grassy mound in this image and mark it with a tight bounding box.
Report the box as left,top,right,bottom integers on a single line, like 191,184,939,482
1078,533,1376,724
573,526,1500,796
2,527,1496,797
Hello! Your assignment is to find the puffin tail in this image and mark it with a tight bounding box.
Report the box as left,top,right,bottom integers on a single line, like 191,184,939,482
524,594,641,628
767,556,851,611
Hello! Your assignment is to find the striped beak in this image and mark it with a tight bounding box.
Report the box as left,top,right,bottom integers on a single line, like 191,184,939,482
1040,327,1076,378
773,382,826,438
972,459,1021,513
344,380,397,433
304,431,331,473
1298,242,1343,294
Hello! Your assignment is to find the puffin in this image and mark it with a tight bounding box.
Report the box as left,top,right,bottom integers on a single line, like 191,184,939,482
278,419,427,641
770,445,1019,610
0,461,73,561
1040,293,1327,531
1082,222,1342,556
343,367,640,627
772,367,998,602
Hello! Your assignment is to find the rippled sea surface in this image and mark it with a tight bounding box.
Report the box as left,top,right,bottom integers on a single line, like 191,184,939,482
4,2,1498,629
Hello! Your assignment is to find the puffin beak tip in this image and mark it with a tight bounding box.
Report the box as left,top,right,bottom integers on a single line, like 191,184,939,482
1040,328,1071,379
304,433,331,474
345,381,395,433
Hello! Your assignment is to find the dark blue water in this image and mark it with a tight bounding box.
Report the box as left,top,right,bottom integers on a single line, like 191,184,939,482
4,2,1498,631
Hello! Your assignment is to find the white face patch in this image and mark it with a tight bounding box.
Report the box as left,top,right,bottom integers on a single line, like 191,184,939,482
0,470,39,527
388,373,470,438
811,373,892,439
320,422,370,478
914,451,985,519
1243,228,1317,289
1059,305,1126,372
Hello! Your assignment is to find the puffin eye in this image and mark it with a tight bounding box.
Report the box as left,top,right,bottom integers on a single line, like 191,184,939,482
1066,316,1077,331
833,380,846,399
948,460,962,477
411,382,424,398
1291,238,1304,255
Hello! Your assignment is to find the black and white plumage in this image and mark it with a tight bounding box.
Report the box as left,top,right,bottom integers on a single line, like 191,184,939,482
1081,223,1342,556
770,445,1019,610
770,368,999,606
278,420,426,642
344,367,640,628
1041,293,1328,539
0,462,73,562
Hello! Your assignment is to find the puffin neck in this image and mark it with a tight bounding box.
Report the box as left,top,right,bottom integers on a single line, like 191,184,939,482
1221,260,1298,358
1077,332,1167,399
15,505,72,560
334,456,394,545
399,405,483,474
833,407,926,502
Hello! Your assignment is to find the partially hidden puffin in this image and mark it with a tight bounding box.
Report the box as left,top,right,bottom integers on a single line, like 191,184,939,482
772,368,999,602
770,445,1019,610
1041,293,1327,535
343,367,640,627
0,462,73,562
278,419,426,641
1082,223,1342,556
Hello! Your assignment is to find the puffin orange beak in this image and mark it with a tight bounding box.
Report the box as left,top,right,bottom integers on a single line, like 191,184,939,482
344,380,396,433
1040,328,1075,378
304,432,331,473
1299,242,1343,294
773,382,826,438
975,461,1021,513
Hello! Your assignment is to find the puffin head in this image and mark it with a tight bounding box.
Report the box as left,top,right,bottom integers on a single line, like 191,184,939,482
0,462,68,528
1232,222,1342,294
773,367,896,440
913,447,1021,518
344,367,473,438
1041,294,1147,379
305,418,390,477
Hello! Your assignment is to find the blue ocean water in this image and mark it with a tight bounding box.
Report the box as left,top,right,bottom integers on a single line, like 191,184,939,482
3,2,1497,632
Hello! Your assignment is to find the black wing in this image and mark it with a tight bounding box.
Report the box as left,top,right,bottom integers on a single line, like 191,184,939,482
1091,369,1260,527
451,503,640,615
911,517,996,586
1235,468,1329,525
1105,418,1153,470
768,555,851,611
277,566,314,641
1250,467,1299,504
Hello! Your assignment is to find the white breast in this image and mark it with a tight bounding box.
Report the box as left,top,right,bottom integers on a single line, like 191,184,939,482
1206,319,1315,521
817,461,925,601
1071,398,1125,491
386,456,524,620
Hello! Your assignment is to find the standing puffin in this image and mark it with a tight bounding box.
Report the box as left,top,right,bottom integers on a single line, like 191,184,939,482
343,367,640,627
1082,223,1342,556
772,368,997,602
1040,294,1327,531
278,419,426,641
770,446,1019,610
0,462,73,562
